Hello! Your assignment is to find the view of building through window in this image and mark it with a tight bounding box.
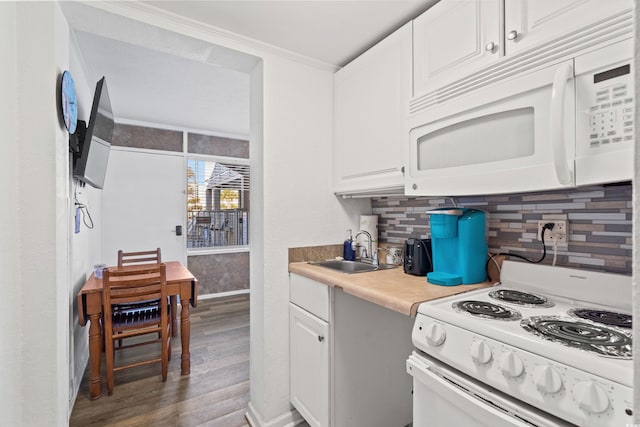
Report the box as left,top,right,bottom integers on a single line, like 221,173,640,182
220,189,239,209
187,158,249,248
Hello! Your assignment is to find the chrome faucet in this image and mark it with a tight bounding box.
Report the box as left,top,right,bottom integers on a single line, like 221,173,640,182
355,230,378,266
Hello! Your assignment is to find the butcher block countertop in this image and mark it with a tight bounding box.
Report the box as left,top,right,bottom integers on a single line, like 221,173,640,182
289,261,494,317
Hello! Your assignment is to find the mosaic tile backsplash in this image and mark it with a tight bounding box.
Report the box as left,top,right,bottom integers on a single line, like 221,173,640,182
372,183,632,275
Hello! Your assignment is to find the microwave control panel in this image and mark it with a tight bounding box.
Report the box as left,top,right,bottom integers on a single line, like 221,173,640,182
588,64,633,149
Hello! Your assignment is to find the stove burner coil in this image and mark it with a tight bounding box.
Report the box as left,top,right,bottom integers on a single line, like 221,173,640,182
452,300,522,321
568,308,632,328
521,316,632,359
489,289,553,307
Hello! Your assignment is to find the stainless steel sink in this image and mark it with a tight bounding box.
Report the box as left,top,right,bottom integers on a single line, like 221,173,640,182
310,260,398,274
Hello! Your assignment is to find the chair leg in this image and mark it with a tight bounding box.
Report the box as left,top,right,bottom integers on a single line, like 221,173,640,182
161,333,168,382
167,304,173,361
100,319,106,353
167,323,172,362
105,334,115,396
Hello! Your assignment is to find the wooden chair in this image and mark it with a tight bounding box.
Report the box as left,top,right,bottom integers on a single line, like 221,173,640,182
102,264,171,396
117,248,162,267
114,248,164,345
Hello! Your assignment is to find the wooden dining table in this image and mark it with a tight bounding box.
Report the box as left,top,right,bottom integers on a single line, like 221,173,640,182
77,261,198,400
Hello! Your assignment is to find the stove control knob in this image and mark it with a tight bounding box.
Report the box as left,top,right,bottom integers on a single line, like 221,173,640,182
426,323,446,346
574,381,610,414
533,365,563,394
470,340,492,365
499,351,524,378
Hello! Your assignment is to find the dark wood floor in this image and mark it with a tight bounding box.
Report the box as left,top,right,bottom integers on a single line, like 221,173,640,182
70,295,251,427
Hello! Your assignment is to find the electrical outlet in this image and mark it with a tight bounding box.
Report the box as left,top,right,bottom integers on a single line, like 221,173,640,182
537,220,568,244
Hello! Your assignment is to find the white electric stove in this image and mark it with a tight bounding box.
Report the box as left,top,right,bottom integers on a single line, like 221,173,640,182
407,260,633,427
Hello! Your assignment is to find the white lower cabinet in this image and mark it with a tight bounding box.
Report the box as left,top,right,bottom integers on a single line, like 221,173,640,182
290,274,331,427
290,273,414,427
332,291,414,427
290,303,329,427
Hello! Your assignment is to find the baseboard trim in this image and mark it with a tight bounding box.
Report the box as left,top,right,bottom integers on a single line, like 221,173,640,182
245,402,305,427
198,289,250,300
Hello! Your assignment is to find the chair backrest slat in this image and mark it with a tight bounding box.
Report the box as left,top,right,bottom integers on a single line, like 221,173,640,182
109,286,162,302
117,248,162,267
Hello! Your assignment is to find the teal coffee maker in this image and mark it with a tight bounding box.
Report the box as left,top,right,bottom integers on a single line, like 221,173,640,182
426,208,487,286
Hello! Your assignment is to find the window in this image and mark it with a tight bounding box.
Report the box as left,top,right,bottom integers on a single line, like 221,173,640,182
187,157,249,248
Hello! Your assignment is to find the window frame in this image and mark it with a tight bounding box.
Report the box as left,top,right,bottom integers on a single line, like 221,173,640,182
186,153,250,255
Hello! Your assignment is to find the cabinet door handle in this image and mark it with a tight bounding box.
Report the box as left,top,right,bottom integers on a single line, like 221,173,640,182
318,335,324,342
507,30,519,41
485,41,497,52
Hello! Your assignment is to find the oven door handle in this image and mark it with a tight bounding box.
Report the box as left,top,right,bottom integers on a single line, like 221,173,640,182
407,355,533,427
550,61,574,186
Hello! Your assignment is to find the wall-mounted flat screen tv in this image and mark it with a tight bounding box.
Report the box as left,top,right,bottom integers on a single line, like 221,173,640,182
73,76,114,189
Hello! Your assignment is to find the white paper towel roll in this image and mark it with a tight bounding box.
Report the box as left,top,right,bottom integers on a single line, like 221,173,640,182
357,215,378,257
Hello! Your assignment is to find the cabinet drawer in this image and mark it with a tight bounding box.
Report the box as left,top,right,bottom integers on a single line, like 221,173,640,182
290,274,329,321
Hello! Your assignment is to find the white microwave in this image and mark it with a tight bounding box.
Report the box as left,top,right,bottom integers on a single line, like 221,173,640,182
406,39,634,196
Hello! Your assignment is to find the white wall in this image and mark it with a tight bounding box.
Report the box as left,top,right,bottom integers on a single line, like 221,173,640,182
0,3,21,425
247,54,369,425
633,3,639,422
249,60,267,420
0,3,105,420
0,2,93,423
4,2,72,425
68,32,105,407
53,4,72,418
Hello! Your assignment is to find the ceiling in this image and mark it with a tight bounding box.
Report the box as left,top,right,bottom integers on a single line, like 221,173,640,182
74,30,251,136
143,1,436,67
68,1,436,135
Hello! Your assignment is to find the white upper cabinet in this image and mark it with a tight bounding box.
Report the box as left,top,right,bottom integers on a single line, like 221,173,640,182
504,0,631,56
412,0,632,104
413,0,501,99
333,22,411,196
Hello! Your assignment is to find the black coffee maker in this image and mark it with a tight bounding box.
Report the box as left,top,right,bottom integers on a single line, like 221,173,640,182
403,238,433,276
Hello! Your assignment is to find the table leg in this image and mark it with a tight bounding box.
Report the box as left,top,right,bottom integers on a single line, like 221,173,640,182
170,296,178,337
180,301,191,375
88,313,103,400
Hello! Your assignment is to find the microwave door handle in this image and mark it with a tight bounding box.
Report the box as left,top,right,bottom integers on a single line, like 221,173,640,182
550,62,574,185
